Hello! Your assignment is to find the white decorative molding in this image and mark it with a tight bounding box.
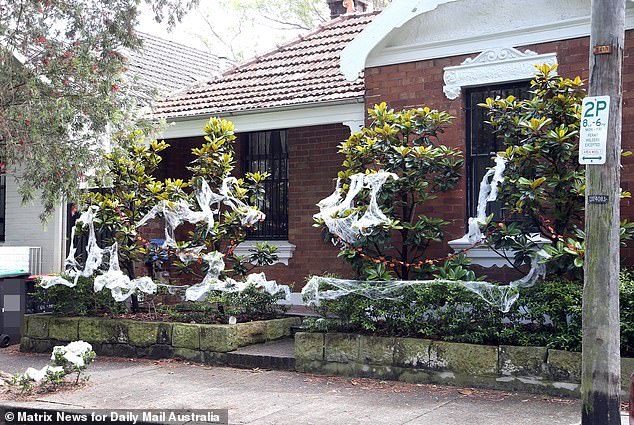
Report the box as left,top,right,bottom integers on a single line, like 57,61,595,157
355,0,634,75
343,120,365,133
448,233,551,269
232,240,296,266
442,48,558,100
160,100,365,139
340,0,459,81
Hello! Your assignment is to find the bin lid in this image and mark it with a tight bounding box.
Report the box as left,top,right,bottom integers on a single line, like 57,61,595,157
0,266,30,278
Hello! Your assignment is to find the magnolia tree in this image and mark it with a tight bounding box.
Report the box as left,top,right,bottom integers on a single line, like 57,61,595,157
480,64,634,277
70,118,279,311
314,103,465,280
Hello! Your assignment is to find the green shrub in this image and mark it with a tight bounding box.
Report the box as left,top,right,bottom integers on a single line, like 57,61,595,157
306,272,634,355
34,275,126,316
314,103,464,280
156,284,289,324
211,284,289,321
620,270,634,356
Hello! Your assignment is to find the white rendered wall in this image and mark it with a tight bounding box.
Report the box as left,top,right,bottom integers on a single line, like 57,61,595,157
0,175,65,274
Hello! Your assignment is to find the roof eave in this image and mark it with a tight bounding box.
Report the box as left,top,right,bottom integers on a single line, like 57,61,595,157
157,96,366,122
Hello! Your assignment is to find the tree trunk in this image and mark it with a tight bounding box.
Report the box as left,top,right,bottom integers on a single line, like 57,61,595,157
582,1,624,423
124,259,139,313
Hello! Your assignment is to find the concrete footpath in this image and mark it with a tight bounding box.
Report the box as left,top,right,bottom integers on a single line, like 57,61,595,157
0,346,627,425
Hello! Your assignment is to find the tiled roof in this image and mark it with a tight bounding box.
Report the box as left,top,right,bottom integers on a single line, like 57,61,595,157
151,12,378,119
126,32,230,95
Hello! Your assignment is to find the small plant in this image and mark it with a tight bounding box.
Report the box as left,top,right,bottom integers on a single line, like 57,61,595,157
10,341,96,393
51,341,97,384
213,283,289,322
11,373,35,393
34,274,126,316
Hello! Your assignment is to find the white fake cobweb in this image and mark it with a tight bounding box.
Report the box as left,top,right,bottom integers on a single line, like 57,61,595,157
39,177,289,303
307,158,548,313
314,171,398,245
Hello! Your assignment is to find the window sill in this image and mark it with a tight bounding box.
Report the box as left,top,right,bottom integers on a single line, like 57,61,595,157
448,233,551,268
233,240,296,266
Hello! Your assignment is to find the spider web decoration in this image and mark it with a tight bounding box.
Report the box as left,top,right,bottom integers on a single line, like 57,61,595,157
313,171,398,245
39,177,291,302
305,156,548,313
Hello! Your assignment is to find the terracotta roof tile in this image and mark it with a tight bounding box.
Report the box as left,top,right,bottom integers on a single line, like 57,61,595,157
152,12,377,119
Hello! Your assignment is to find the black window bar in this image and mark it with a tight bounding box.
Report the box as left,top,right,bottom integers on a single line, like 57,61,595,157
0,175,5,242
465,81,532,222
242,130,289,240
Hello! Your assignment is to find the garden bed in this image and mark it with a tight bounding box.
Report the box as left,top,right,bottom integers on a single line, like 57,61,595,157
20,314,300,363
295,332,634,398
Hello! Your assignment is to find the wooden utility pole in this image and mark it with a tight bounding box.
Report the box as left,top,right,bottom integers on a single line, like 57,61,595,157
582,0,625,424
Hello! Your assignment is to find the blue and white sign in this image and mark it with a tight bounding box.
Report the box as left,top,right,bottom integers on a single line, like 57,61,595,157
579,96,610,165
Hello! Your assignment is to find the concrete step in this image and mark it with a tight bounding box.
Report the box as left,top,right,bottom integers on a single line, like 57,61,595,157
225,338,295,371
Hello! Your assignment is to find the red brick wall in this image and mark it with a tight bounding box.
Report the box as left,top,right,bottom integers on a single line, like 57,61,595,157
364,33,634,264
158,125,353,288
262,124,353,286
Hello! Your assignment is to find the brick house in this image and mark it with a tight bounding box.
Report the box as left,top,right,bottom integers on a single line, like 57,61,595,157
338,0,634,267
154,0,634,287
152,9,377,286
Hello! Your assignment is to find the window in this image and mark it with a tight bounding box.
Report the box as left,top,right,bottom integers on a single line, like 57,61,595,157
65,189,114,261
0,175,5,241
465,81,531,221
242,130,289,240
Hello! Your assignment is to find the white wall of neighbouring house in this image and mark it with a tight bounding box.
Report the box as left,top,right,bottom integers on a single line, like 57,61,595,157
1,175,66,275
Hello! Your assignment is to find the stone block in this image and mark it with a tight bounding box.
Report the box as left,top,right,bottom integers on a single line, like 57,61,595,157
357,363,399,380
172,324,200,349
546,349,582,383
26,315,50,338
48,317,79,342
394,338,432,368
200,325,238,353
429,341,498,375
266,317,301,341
90,343,103,354
320,361,357,377
102,319,129,344
128,321,159,347
398,368,434,384
173,348,203,363
112,343,136,358
99,343,116,357
20,337,33,352
295,332,325,362
157,323,173,345
295,360,324,374
148,344,174,360
236,321,267,347
358,336,395,365
203,351,228,365
499,345,547,376
78,318,104,343
33,338,54,353
324,333,359,363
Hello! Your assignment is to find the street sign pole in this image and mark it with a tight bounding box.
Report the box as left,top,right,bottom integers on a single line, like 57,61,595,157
582,1,625,424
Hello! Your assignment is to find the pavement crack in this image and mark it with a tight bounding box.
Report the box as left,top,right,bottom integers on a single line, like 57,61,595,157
399,398,456,424
32,399,85,408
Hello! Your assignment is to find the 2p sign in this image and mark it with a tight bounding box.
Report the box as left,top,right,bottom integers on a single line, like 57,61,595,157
579,96,610,165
